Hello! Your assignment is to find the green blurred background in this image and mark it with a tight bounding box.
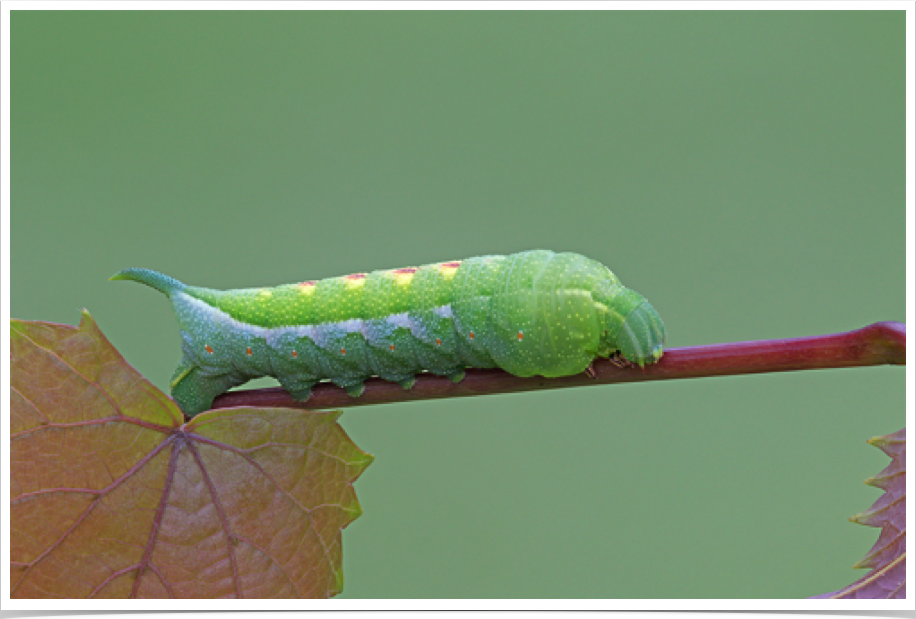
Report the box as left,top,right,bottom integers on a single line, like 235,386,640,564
11,11,904,598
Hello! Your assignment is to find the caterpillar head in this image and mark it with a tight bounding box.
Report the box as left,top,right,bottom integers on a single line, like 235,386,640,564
616,299,666,367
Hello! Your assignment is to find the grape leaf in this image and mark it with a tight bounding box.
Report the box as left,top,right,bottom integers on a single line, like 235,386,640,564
811,428,906,599
10,311,373,598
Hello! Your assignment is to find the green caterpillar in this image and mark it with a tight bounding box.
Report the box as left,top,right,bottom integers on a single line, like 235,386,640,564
112,250,666,417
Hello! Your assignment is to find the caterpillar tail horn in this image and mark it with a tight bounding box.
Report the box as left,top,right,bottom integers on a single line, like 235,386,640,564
109,268,186,298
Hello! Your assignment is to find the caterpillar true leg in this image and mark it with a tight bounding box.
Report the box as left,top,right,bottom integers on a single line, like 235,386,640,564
608,352,634,369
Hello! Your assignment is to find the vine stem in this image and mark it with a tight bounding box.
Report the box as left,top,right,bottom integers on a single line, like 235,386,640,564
210,321,905,413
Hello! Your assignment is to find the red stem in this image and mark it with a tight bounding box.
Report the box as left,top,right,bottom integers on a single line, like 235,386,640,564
210,321,905,412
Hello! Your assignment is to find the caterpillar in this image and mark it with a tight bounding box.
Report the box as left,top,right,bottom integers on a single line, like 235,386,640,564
111,250,666,417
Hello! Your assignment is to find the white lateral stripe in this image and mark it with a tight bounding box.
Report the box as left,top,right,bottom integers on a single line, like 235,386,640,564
386,312,411,329
434,305,454,318
180,295,455,342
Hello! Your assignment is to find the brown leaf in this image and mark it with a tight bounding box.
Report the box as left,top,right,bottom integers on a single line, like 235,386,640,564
811,428,906,599
10,311,373,598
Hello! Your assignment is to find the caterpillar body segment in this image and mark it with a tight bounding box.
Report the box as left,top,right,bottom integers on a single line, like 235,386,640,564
112,250,666,417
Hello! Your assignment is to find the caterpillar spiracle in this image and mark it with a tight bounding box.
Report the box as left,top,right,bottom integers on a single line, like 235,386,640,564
112,250,666,417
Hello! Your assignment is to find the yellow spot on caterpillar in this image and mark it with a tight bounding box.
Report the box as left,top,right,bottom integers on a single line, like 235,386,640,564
345,273,368,289
298,281,316,294
438,261,461,281
205,344,214,354
258,289,272,299
391,267,416,286
246,347,253,356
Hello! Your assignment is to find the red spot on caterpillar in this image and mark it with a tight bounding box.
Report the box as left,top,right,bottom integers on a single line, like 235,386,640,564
393,268,417,274
469,331,475,339
441,262,461,268
346,273,367,280
205,345,214,354
517,331,524,341
435,338,442,346
340,348,346,355
298,281,316,287
291,350,298,358
246,347,253,356
389,344,396,351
